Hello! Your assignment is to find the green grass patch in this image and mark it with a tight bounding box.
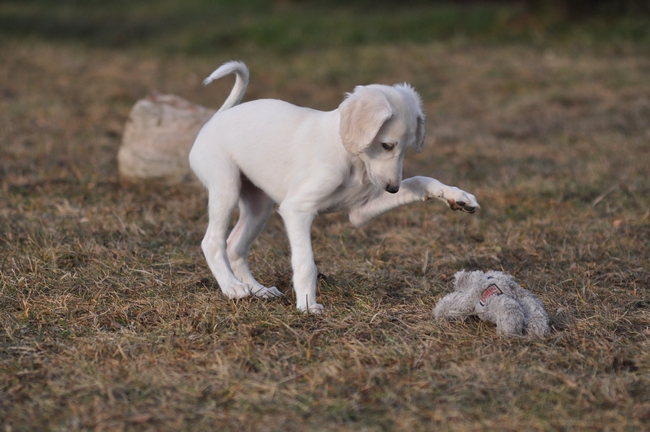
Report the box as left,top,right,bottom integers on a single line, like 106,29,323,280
1,0,649,54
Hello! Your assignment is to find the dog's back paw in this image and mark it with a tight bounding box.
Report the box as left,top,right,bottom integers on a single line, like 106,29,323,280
253,286,283,299
222,282,252,299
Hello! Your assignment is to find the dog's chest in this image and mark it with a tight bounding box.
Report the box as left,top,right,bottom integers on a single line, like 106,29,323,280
317,181,379,214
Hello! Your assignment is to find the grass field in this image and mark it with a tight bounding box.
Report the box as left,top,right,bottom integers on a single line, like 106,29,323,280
1,1,650,430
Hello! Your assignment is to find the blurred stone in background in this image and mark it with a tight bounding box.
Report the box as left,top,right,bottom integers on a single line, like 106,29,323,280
118,93,214,184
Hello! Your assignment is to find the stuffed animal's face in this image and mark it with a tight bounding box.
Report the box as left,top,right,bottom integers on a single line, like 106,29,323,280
455,270,523,301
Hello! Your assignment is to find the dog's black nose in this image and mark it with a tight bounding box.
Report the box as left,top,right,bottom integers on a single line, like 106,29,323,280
386,184,400,194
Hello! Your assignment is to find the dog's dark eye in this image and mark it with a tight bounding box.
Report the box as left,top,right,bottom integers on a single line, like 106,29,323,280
382,143,395,151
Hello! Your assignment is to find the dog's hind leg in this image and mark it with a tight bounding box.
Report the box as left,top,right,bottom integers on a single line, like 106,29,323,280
227,176,282,298
201,164,252,299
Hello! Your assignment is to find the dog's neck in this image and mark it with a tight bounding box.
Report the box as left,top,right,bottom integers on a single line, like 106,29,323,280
348,156,371,186
315,151,379,215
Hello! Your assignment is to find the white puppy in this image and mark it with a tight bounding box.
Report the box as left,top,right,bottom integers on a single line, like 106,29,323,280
190,61,479,313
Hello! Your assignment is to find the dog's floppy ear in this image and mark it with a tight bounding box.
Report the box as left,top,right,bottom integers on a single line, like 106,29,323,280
393,83,426,152
339,86,392,155
414,115,426,153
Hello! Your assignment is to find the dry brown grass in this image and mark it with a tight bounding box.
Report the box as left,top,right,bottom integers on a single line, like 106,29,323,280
1,39,649,431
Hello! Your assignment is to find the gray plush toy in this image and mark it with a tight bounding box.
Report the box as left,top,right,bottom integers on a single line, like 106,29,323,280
433,270,550,337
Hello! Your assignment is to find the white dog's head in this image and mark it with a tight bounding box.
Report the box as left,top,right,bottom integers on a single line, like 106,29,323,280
339,84,425,193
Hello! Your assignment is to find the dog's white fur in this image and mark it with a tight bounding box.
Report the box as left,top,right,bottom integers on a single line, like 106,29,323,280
190,61,479,313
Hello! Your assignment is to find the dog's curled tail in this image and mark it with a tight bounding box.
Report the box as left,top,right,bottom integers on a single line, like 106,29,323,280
203,61,250,113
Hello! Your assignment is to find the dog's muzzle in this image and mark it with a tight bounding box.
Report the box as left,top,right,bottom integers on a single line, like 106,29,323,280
385,184,400,194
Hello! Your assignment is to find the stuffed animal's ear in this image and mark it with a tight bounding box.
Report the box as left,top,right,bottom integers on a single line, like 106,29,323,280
493,297,526,336
414,115,426,153
453,270,470,291
433,291,475,320
339,86,392,155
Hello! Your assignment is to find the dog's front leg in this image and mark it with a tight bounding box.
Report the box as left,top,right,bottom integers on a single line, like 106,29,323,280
349,176,479,227
278,207,324,313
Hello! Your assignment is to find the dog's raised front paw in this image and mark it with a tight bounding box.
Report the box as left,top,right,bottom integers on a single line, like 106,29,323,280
441,187,480,213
